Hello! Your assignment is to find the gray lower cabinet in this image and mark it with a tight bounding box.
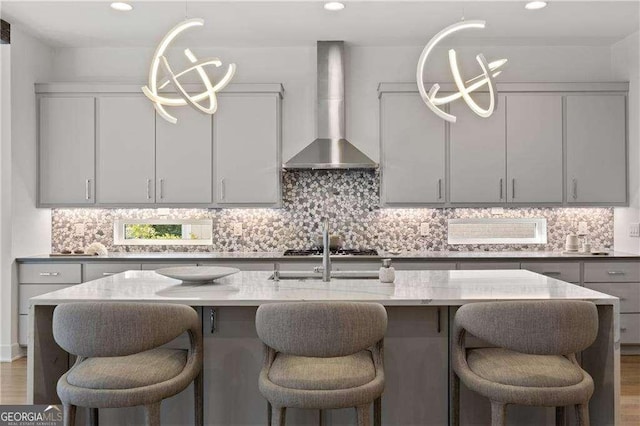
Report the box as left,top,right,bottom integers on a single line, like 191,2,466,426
380,92,446,205
566,95,627,204
18,263,83,346
38,97,96,206
506,95,563,204
458,261,520,270
202,306,448,425
583,261,639,344
97,96,156,204
520,262,580,283
214,93,281,206
449,94,507,204
156,107,213,204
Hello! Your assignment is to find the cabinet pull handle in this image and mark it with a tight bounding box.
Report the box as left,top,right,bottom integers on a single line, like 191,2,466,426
437,179,442,200
436,307,441,333
512,178,516,199
85,179,91,200
210,308,216,334
159,179,164,199
146,179,152,200
39,272,60,277
499,178,503,200
620,297,627,301
102,272,115,276
220,178,226,201
543,271,561,276
621,327,627,332
572,179,578,200
607,271,626,276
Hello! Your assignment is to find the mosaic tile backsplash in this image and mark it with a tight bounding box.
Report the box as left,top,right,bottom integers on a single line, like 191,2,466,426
51,171,614,253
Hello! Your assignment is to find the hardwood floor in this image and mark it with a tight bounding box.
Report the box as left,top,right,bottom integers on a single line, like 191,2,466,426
0,356,27,404
1,356,639,423
622,355,640,425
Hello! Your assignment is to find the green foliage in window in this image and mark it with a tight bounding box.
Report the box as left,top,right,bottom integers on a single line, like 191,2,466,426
125,224,182,240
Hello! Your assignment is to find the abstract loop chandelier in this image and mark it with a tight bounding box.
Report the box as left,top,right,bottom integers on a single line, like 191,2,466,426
416,20,507,123
142,18,236,124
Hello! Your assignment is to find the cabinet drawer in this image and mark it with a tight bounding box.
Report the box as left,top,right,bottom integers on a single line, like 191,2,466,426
621,314,640,344
84,263,141,282
393,261,457,271
520,262,580,283
458,262,520,270
141,263,197,271
197,262,273,271
19,315,28,346
584,262,640,282
19,284,72,315
19,263,81,284
332,262,379,271
584,283,640,313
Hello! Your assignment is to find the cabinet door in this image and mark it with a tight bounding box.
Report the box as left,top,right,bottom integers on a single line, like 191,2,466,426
566,95,626,204
156,107,213,203
449,95,506,203
97,97,155,204
380,93,445,204
39,97,95,205
506,95,563,203
214,94,280,205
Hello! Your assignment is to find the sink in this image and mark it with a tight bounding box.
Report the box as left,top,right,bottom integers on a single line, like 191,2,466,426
268,270,379,281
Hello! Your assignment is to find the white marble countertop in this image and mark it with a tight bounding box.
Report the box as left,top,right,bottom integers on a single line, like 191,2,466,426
17,250,640,262
30,269,618,307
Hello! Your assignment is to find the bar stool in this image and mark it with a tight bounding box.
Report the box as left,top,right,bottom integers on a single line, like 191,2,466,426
256,302,387,426
52,302,203,426
451,300,598,426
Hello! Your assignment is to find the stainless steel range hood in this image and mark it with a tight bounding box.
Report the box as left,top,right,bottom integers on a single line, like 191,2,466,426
284,41,377,170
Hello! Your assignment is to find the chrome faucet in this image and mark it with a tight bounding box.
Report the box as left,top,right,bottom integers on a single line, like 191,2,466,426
321,218,331,282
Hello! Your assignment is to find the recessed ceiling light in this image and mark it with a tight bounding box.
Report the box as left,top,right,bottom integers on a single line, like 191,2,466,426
525,1,548,10
324,2,345,12
110,2,133,12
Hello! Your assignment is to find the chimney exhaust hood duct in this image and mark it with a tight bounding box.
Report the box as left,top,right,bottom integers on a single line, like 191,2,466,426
284,41,377,170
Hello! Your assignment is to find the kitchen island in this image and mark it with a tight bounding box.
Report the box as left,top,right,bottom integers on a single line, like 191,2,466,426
27,270,619,426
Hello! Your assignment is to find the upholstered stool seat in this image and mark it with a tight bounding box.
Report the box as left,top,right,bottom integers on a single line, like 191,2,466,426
268,351,376,390
461,347,594,407
65,348,188,390
53,303,203,426
451,300,599,426
256,302,387,426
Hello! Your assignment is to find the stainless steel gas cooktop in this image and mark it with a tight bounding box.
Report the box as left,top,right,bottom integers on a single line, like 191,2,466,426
283,248,379,257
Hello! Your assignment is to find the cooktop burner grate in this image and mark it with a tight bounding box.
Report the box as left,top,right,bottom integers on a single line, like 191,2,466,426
283,248,379,256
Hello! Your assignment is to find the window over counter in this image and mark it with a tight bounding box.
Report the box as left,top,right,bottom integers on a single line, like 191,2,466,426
113,219,213,245
447,218,547,245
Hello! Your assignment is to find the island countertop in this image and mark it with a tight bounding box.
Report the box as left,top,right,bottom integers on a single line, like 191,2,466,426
29,269,618,307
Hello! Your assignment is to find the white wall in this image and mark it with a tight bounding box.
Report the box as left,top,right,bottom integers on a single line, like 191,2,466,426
612,31,640,253
0,26,53,361
0,38,14,361
50,43,615,162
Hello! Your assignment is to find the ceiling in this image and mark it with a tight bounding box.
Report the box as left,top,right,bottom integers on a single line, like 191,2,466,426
1,0,638,48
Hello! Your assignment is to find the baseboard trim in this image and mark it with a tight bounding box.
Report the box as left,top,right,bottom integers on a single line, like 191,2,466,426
621,345,640,356
0,343,24,362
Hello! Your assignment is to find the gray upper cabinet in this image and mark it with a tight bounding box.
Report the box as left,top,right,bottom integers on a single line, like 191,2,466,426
566,95,627,204
449,94,506,204
97,97,156,204
506,95,563,204
39,97,96,206
214,93,281,206
156,107,213,204
380,92,445,205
